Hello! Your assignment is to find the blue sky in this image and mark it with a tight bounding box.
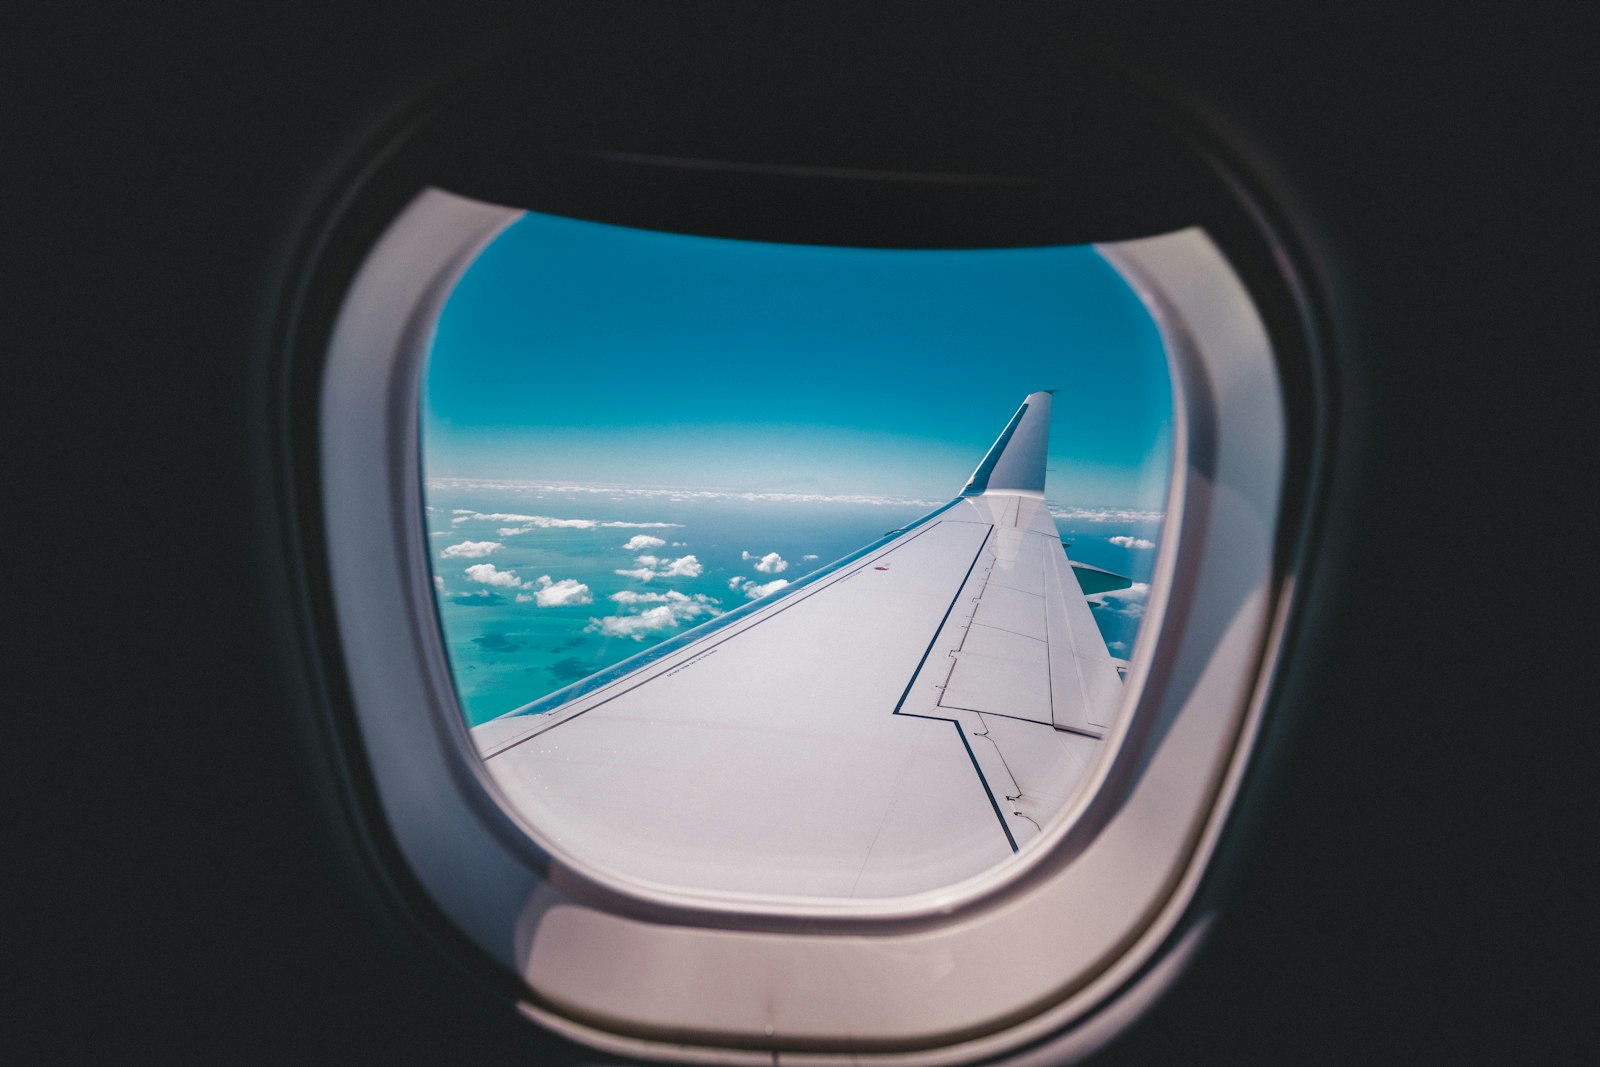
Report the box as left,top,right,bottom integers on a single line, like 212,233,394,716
422,211,1171,508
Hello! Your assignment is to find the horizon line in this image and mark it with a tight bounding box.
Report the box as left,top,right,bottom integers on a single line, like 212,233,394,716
424,477,1165,519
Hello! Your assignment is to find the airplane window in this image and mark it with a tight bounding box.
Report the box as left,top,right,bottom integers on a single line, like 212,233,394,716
417,209,1174,899
319,184,1292,1061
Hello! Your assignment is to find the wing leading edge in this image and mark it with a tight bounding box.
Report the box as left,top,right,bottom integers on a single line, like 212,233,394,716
472,391,1127,898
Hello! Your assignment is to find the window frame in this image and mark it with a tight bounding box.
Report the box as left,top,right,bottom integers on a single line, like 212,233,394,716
316,185,1300,1061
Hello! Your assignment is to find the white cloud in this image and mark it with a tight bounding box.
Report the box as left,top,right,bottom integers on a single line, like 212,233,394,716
515,593,533,603
614,567,658,582
729,576,791,600
448,511,683,535
1085,582,1150,618
586,606,684,640
1048,505,1166,523
1109,535,1156,550
440,540,503,559
622,534,666,552
424,478,944,510
615,553,703,581
585,590,720,641
802,554,819,562
433,575,445,592
609,589,718,607
742,550,788,574
463,563,524,588
663,555,703,576
529,575,594,607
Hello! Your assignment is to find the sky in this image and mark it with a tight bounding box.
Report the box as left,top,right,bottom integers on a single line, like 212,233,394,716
422,211,1172,509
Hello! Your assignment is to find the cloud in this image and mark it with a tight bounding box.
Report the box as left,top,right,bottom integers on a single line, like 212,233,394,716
463,563,524,588
1109,535,1156,550
450,511,682,535
585,606,686,640
585,590,721,641
614,553,703,581
433,575,445,592
802,554,819,562
424,478,944,510
448,590,504,605
729,576,791,600
622,534,666,552
440,540,503,559
742,550,788,574
1085,582,1151,618
610,589,719,607
1048,505,1166,523
529,576,593,607
662,555,703,576
614,567,658,582
460,565,593,605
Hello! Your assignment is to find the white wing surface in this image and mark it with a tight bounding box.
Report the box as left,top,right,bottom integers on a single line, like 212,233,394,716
472,392,1127,898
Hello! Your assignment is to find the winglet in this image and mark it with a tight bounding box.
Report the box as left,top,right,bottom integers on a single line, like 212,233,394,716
960,391,1053,496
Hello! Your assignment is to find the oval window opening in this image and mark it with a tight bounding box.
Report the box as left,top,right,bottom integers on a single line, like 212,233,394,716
418,209,1176,900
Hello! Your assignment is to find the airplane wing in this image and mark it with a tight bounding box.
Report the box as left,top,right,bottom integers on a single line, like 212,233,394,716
471,392,1127,898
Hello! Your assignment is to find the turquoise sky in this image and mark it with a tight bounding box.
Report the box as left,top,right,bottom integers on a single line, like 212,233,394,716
423,211,1172,508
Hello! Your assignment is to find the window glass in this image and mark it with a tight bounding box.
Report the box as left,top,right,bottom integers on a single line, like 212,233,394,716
417,210,1173,895
423,211,1171,726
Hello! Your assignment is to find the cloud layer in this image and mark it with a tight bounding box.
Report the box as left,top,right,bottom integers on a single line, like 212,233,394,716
428,478,943,509
1049,505,1166,523
448,510,682,533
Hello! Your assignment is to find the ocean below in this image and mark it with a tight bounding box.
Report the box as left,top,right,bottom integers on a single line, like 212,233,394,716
424,479,1163,726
